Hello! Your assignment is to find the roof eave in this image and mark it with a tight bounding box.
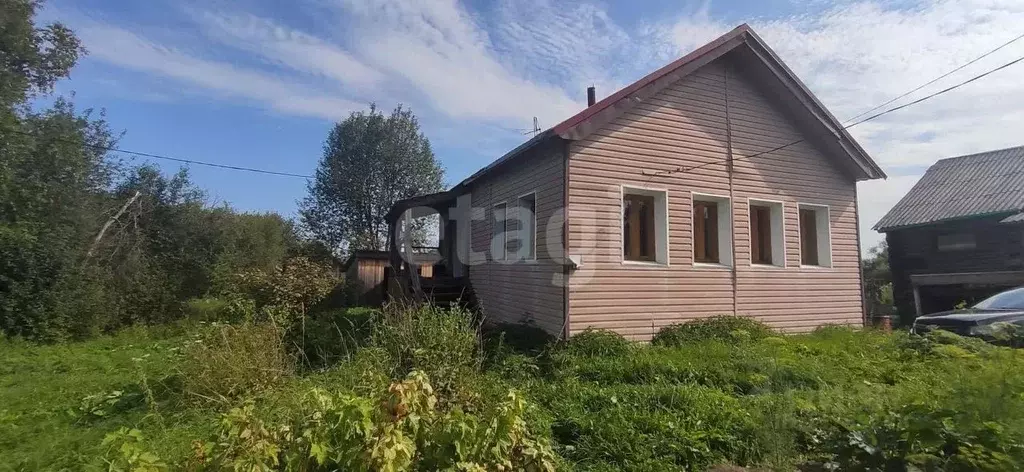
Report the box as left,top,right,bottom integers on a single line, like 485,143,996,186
874,209,1022,233
553,24,886,182
740,28,886,181
455,129,557,189
553,24,750,140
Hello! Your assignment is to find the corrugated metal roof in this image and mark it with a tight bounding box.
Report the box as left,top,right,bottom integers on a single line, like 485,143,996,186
1000,212,1024,224
874,145,1024,232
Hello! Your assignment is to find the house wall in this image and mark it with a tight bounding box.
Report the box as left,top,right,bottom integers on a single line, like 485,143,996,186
467,141,566,334
566,58,863,340
887,217,1024,319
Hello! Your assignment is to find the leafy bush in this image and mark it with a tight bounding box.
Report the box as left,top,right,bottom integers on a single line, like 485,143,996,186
179,323,295,403
226,257,337,318
143,371,558,471
812,402,1024,471
896,329,994,358
369,304,480,398
76,386,147,422
652,315,774,347
101,428,168,472
291,307,378,369
563,328,632,357
182,297,230,323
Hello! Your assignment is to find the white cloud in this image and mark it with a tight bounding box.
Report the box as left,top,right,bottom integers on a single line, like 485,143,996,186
194,11,384,91
75,24,364,120
649,0,1024,251
332,0,582,126
653,0,1024,168
59,0,1024,251
858,174,923,250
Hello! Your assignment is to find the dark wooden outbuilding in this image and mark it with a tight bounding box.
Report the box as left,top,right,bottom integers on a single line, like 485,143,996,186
342,250,432,306
875,145,1024,321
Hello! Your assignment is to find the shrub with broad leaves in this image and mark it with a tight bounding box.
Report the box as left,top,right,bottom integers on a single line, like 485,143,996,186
652,315,775,347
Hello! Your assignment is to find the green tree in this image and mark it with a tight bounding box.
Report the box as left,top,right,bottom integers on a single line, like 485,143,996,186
0,0,322,339
301,105,444,253
0,0,82,108
0,0,118,338
862,241,893,321
99,165,308,326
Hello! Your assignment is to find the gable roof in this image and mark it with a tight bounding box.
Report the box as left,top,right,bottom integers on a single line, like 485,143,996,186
341,250,390,272
456,23,884,189
873,145,1024,232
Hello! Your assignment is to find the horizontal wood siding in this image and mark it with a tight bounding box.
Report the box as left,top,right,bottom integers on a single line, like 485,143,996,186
567,59,862,340
469,142,566,334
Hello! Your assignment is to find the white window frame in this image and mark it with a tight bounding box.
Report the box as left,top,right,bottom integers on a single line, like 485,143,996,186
492,201,508,261
797,202,832,268
515,191,538,261
620,185,670,266
748,198,786,268
690,192,733,268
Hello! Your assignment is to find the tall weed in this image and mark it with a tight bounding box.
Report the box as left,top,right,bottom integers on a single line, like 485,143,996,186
179,323,294,403
369,303,481,399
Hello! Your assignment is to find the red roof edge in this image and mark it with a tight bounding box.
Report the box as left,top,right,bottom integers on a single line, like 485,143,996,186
552,23,752,136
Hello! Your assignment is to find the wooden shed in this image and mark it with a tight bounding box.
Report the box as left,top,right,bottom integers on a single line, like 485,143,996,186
342,251,390,306
343,250,433,306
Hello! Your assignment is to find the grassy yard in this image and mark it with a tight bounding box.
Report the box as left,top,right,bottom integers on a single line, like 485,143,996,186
0,326,197,470
2,310,1023,471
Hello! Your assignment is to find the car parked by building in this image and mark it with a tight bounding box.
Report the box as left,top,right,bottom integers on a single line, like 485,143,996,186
912,286,1024,343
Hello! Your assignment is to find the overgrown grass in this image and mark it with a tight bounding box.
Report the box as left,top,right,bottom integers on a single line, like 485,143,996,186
3,311,1024,471
0,327,195,469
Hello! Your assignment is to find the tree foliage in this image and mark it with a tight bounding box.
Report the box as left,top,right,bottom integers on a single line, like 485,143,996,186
301,105,444,253
0,0,326,340
0,0,83,108
862,241,893,320
0,0,118,339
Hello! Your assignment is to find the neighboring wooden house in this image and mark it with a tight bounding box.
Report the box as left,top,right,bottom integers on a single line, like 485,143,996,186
874,145,1024,320
386,24,885,340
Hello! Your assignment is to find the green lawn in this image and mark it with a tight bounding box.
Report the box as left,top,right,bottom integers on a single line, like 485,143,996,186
0,327,209,470
2,313,1023,471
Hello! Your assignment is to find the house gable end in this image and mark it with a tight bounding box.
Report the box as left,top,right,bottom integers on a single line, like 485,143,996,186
555,26,884,182
566,58,864,340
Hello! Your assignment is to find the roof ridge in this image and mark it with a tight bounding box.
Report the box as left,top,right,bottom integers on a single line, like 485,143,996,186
933,144,1024,165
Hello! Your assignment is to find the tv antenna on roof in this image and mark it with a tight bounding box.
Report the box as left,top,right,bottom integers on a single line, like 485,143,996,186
522,117,541,136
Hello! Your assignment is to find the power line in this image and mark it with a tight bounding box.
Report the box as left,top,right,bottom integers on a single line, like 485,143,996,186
845,54,1024,128
5,128,314,179
647,52,1024,177
8,33,1023,182
843,31,1024,123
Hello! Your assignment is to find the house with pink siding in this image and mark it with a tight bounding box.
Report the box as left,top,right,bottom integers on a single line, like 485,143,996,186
385,24,886,340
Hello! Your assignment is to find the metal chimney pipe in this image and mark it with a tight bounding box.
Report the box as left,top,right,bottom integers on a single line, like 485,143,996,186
587,86,596,107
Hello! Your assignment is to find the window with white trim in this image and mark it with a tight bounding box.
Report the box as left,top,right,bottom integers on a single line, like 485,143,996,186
798,204,831,267
622,187,668,264
749,200,784,267
516,193,537,260
693,194,733,266
492,202,507,260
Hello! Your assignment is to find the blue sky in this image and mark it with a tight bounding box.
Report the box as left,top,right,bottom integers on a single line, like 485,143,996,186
40,0,1024,250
